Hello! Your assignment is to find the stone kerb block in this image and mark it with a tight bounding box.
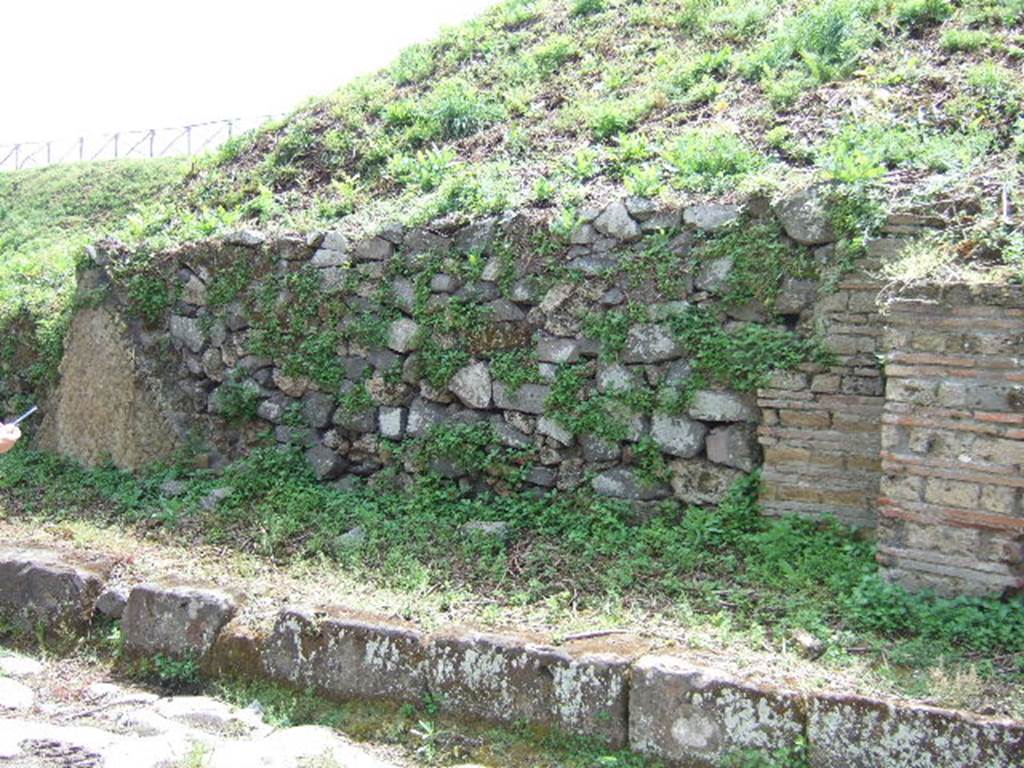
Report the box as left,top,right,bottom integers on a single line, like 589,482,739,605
263,607,428,703
807,692,1024,768
0,547,109,632
427,631,630,746
629,656,805,767
122,583,238,660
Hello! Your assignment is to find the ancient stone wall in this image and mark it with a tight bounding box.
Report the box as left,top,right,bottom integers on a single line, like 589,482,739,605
879,284,1024,597
53,195,836,510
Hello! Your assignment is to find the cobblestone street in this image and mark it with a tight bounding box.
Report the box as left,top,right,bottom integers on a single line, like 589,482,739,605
0,647,405,768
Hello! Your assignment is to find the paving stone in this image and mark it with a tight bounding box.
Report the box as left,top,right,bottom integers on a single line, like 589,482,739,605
630,656,805,766
0,547,109,632
263,607,427,702
807,692,1024,768
123,583,238,659
427,631,630,746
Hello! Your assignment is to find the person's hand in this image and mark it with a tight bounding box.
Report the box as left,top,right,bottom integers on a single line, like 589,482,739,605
0,423,21,454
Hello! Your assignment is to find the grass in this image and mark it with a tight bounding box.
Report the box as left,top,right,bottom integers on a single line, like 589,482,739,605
2,446,1022,717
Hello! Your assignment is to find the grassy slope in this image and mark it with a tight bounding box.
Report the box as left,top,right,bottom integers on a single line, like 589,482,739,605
138,0,1024,277
0,158,186,321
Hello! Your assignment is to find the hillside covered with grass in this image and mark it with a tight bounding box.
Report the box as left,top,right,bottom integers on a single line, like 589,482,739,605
126,0,1024,280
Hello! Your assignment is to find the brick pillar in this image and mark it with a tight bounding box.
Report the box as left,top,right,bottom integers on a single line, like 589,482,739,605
879,284,1024,597
757,260,886,529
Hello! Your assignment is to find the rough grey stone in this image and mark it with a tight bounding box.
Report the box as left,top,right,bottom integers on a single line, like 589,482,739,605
570,223,598,245
600,288,625,305
378,407,407,440
526,466,558,487
311,247,350,268
455,218,498,255
651,413,707,458
391,278,416,313
493,382,551,415
536,335,580,364
306,446,345,481
687,390,759,423
256,397,287,424
683,204,740,231
695,256,734,294
449,361,492,409
593,200,641,241
592,468,671,501
123,583,237,659
95,586,129,619
493,421,532,449
774,186,835,245
537,416,574,447
775,277,818,314
668,459,744,505
170,315,205,353
386,318,421,353
625,196,659,220
302,392,335,429
630,656,805,766
276,425,318,447
581,435,621,462
407,397,448,437
456,281,500,303
647,301,692,321
353,236,394,262
225,229,266,247
182,274,208,306
430,273,459,293
486,299,525,322
597,363,638,393
0,547,108,632
641,208,684,232
622,325,683,364
706,424,761,471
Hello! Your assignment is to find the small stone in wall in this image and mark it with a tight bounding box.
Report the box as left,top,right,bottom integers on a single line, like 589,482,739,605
538,416,574,447
592,468,671,501
622,325,683,364
493,382,551,415
651,413,707,458
379,406,407,440
449,361,492,409
257,397,287,424
200,487,234,512
774,185,835,245
668,459,743,506
387,318,421,353
597,363,638,393
593,200,642,241
581,434,621,462
353,236,394,262
407,397,449,436
536,334,580,364
225,229,266,247
695,256,734,294
687,390,759,423
303,392,336,429
272,369,311,398
706,424,761,471
170,315,205,354
182,274,208,306
306,446,346,481
683,204,739,231
95,586,129,619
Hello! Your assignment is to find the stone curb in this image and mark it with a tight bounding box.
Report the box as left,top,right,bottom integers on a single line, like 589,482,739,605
2,546,1022,766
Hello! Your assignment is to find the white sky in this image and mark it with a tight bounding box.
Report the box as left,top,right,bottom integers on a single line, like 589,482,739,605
1,0,496,144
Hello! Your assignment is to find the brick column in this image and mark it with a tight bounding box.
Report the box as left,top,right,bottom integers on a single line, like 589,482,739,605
757,261,886,529
879,284,1024,597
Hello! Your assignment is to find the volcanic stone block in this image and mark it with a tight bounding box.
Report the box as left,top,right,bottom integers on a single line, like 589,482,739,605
427,631,630,746
123,583,238,659
629,656,805,766
0,547,109,632
807,692,1024,768
263,608,428,703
